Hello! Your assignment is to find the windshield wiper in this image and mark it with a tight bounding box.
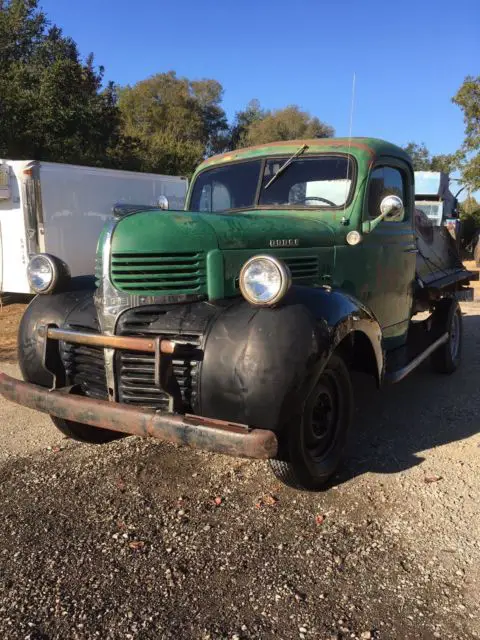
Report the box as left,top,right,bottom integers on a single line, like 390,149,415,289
263,143,309,191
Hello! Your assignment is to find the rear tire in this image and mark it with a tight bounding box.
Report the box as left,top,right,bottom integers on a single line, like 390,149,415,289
269,354,354,491
430,298,462,374
51,416,126,444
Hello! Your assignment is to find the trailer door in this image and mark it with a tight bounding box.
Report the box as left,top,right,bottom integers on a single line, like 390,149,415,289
0,162,31,294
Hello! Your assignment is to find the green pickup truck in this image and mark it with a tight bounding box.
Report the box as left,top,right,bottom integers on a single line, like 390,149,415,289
1,138,477,490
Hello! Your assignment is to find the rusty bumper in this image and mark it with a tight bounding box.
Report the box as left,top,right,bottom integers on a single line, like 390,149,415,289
0,373,278,460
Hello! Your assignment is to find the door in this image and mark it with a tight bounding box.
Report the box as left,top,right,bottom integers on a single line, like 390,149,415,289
0,163,31,294
360,161,416,347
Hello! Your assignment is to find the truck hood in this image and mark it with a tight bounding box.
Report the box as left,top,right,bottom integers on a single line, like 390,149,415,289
111,209,335,254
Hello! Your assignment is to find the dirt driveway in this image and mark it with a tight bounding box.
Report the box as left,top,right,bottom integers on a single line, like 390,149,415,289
0,303,478,640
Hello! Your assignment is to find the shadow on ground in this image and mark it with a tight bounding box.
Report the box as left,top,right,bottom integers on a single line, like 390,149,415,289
338,313,480,483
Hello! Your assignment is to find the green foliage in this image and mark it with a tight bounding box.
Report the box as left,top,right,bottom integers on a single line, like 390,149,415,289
117,72,229,175
0,0,123,166
403,142,458,173
0,0,44,64
453,76,480,191
230,99,266,149
458,196,480,246
429,154,459,173
235,104,334,148
403,142,430,170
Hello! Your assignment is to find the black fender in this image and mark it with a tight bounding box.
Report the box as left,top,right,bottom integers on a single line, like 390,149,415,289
285,285,384,383
200,286,384,432
18,278,97,388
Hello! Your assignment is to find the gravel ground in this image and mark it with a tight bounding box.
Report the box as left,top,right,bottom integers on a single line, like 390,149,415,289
0,304,479,640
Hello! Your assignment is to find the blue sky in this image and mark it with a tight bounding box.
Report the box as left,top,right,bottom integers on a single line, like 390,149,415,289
40,0,479,159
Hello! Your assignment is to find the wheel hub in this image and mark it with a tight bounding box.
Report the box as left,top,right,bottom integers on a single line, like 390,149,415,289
305,381,337,460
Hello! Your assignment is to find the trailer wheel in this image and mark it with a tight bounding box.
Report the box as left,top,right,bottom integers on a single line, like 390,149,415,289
50,416,126,444
269,354,354,491
430,298,462,374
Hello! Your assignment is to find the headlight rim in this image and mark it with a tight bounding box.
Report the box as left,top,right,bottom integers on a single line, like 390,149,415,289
27,253,70,295
239,254,292,307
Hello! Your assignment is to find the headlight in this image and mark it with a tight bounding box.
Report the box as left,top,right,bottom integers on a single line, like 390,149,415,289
239,255,291,306
27,254,70,294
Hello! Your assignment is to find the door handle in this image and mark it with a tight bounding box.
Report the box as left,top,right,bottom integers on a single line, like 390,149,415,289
404,248,419,254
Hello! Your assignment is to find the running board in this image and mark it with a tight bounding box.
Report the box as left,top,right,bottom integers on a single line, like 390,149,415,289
385,332,449,384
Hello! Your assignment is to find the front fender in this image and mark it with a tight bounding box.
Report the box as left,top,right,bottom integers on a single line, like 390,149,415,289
199,286,384,432
18,279,97,388
285,285,384,383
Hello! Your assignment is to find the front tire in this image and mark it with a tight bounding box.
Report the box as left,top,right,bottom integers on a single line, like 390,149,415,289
269,354,354,491
430,298,462,374
51,416,126,444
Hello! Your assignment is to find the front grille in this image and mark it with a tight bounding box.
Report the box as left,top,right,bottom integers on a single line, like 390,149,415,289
110,251,206,295
117,349,200,411
284,255,319,282
116,306,204,412
61,329,108,400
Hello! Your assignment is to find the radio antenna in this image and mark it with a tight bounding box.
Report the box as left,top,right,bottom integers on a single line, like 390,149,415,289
348,72,356,142
342,72,356,224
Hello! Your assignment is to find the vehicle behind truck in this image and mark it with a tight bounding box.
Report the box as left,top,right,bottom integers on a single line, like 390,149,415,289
0,138,477,490
0,160,188,295
414,170,462,248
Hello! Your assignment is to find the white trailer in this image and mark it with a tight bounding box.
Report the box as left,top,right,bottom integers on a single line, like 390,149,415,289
0,160,188,294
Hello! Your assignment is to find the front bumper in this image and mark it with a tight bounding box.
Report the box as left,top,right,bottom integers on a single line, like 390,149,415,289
0,373,278,460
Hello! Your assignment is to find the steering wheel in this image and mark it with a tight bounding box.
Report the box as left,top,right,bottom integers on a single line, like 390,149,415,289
301,196,337,207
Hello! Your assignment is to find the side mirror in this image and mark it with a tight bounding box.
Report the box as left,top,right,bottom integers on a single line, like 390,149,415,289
158,195,169,210
362,195,404,233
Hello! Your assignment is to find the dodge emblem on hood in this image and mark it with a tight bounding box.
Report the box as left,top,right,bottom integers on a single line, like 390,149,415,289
269,239,300,248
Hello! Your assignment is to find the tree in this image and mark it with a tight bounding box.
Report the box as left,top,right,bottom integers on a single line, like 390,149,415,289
459,195,480,247
0,0,44,64
452,76,480,191
430,154,459,173
403,142,457,173
0,0,122,166
403,142,431,170
229,99,266,149
238,105,334,148
190,78,230,157
117,72,229,175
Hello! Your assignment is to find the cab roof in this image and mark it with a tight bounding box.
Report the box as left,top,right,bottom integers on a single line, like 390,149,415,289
196,137,412,173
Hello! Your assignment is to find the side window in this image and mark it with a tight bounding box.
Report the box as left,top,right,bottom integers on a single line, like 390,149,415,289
368,166,406,221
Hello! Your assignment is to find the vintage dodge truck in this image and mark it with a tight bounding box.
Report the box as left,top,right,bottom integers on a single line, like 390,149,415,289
0,138,477,490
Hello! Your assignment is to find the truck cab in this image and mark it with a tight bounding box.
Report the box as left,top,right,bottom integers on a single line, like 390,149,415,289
1,138,476,490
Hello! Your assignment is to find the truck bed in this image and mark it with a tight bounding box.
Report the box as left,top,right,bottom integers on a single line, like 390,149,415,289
414,209,478,291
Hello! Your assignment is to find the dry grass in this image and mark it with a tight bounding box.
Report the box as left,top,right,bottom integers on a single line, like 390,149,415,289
0,302,27,362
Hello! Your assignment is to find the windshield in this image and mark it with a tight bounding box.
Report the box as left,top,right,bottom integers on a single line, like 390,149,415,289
188,156,354,212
